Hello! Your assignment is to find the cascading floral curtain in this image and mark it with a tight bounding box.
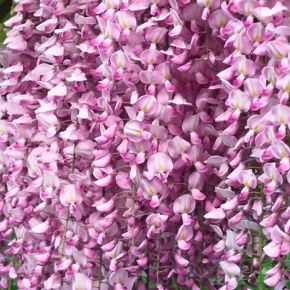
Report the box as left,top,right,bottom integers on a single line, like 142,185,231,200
0,0,289,290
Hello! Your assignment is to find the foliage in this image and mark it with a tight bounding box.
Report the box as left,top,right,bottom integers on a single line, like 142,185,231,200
0,0,12,42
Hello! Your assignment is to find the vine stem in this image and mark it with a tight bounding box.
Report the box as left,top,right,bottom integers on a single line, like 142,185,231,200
205,27,209,56
8,278,13,290
61,209,71,256
8,255,16,290
131,182,136,248
258,188,265,290
258,227,264,290
156,235,161,285
8,217,16,290
250,229,254,273
61,143,76,256
146,247,150,290
98,248,103,290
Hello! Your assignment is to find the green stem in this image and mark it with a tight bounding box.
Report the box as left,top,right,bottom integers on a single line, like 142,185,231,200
8,278,13,290
258,233,263,280
98,249,103,290
156,235,161,285
146,246,150,290
199,279,205,290
8,235,16,290
146,268,150,290
250,230,254,273
71,144,76,173
205,28,209,56
61,209,71,256
258,228,264,290
258,191,265,290
61,144,76,256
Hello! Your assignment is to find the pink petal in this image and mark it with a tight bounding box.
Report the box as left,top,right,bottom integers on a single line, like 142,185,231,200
221,196,238,211
220,261,241,277
150,195,161,208
174,253,189,267
228,90,251,112
204,156,227,167
110,50,129,69
260,213,277,228
177,240,191,250
47,82,67,97
73,273,92,290
31,219,49,234
93,153,111,168
147,152,173,174
263,241,280,258
123,120,146,142
129,0,150,11
191,189,206,200
115,172,131,190
139,70,164,85
44,274,61,289
204,208,226,220
94,175,112,187
173,194,196,214
264,271,282,287
95,199,115,213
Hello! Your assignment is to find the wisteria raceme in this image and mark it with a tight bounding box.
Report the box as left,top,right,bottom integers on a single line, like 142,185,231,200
0,0,289,289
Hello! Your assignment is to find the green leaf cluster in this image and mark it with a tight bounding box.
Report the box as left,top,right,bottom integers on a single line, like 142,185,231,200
0,0,12,43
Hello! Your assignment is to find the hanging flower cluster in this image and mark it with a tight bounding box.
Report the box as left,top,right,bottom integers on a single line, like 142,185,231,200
0,0,289,289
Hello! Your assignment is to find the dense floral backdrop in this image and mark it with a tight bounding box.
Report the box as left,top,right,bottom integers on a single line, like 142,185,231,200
0,0,289,289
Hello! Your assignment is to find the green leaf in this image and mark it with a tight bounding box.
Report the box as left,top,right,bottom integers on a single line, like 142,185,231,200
171,277,183,290
285,254,290,268
255,257,274,290
256,273,273,290
8,279,17,290
0,0,13,24
261,264,273,275
141,271,147,284
238,280,255,290
0,23,5,43
0,0,13,44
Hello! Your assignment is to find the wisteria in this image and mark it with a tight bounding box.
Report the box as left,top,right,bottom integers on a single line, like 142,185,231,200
0,0,289,289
